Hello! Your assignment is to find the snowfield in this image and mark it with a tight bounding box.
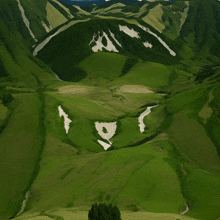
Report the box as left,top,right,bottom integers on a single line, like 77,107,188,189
109,29,122,47
16,0,37,42
58,105,72,134
143,41,153,48
138,24,176,56
41,21,51,33
119,25,140,38
95,122,117,150
98,140,112,150
15,191,29,217
138,105,158,133
90,31,119,52
181,204,189,215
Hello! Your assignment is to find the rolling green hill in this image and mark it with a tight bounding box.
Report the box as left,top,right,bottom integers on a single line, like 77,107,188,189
1,0,220,220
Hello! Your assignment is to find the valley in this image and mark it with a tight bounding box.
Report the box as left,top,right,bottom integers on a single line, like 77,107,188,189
0,0,220,220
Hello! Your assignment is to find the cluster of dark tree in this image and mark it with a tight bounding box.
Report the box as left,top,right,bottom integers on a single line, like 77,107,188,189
0,59,8,77
1,91,14,107
120,57,138,77
195,65,216,83
88,203,121,220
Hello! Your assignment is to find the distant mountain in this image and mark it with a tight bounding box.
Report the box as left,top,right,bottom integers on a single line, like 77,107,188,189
58,0,143,6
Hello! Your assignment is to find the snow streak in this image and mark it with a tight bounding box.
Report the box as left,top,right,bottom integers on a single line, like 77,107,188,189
138,24,176,56
16,0,37,42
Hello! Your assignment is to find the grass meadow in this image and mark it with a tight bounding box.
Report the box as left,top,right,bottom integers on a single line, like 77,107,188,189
0,93,44,218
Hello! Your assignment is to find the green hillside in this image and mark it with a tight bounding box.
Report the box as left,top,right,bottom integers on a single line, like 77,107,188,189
0,0,220,220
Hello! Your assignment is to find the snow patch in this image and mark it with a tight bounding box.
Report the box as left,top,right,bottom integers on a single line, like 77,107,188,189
58,105,72,134
16,191,29,217
95,122,117,150
16,0,37,42
138,105,158,133
138,24,176,56
119,25,140,38
181,203,189,215
109,30,122,47
98,140,111,150
143,41,153,48
51,69,65,82
41,21,51,33
33,31,58,56
90,31,119,52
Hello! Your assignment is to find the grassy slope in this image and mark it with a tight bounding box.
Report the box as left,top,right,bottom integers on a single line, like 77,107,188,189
0,93,43,218
14,209,198,220
24,141,186,214
1,2,220,220
161,82,220,220
184,166,220,220
0,7,57,217
0,101,8,123
108,61,171,90
79,52,126,85
12,47,220,220
46,84,163,152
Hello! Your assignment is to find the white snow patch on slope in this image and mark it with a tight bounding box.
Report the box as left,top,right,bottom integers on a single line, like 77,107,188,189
181,204,189,215
138,105,158,133
109,30,122,47
16,0,37,42
90,32,119,52
95,122,117,150
143,41,153,48
33,31,58,56
41,21,51,33
51,69,65,82
16,191,29,217
138,24,176,56
98,140,111,150
51,0,74,19
33,19,90,56
58,105,72,134
119,25,140,38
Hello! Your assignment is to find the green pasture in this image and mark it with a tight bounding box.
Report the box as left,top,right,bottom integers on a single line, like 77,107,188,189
0,42,55,89
169,112,220,173
183,166,220,220
0,93,43,218
79,52,126,85
46,82,163,151
14,209,198,220
107,61,171,90
0,101,8,123
165,86,209,114
111,105,164,148
26,141,186,214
